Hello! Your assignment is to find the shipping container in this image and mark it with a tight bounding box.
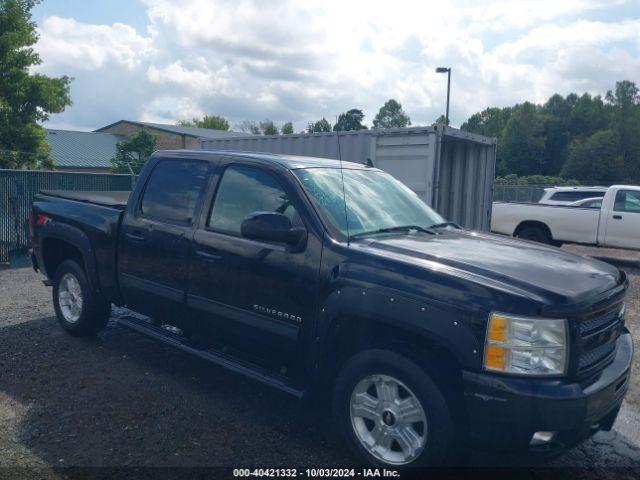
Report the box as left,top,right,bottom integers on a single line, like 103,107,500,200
202,126,497,231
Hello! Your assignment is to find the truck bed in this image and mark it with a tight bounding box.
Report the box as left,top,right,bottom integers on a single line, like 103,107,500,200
491,201,601,244
40,190,130,209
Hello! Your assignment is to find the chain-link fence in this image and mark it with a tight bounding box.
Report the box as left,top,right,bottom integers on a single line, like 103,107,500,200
493,184,551,203
0,170,134,265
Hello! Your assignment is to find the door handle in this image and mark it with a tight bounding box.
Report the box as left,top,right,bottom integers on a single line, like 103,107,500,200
125,231,146,241
196,250,222,261
613,215,622,220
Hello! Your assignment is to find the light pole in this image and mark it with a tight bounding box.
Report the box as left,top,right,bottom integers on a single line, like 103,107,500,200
436,67,451,126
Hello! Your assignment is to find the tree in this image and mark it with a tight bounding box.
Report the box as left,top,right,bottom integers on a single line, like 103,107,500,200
460,107,511,138
433,115,448,126
561,130,624,183
333,109,367,131
0,0,72,169
236,120,260,134
178,115,229,130
281,122,294,134
568,93,609,139
111,130,157,174
605,80,640,180
499,102,546,176
372,99,411,129
260,119,279,135
307,118,332,133
459,80,640,182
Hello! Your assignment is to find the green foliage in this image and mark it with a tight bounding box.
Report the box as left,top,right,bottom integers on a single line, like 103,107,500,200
0,0,72,169
494,174,580,186
281,122,294,134
307,117,332,133
111,130,157,174
606,80,640,180
499,102,546,176
260,119,279,135
561,130,624,184
461,107,511,137
373,99,410,129
333,109,367,131
462,80,640,183
568,93,609,138
236,120,260,135
433,114,448,126
178,115,229,130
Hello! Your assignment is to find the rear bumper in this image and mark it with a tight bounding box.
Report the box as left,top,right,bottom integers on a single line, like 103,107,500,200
463,330,633,452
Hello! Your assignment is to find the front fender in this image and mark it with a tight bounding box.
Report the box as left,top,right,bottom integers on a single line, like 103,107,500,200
316,282,485,371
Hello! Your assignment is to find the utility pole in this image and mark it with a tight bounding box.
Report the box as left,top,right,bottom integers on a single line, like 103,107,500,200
436,67,451,126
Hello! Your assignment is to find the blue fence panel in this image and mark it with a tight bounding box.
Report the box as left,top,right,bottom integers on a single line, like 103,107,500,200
0,170,134,265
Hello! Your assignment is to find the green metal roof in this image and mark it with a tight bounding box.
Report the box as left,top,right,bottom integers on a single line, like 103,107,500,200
95,120,249,139
46,129,125,168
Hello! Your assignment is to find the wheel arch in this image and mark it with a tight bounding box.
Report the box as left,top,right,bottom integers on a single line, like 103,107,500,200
321,314,464,388
40,222,100,292
513,220,553,239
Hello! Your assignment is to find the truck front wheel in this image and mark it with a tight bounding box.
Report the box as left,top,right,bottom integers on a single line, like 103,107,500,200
332,349,456,467
52,260,111,336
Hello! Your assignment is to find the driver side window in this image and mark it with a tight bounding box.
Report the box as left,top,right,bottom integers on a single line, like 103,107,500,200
208,165,297,234
614,190,640,213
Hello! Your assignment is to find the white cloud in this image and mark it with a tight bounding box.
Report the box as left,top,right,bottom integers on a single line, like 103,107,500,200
34,0,640,131
36,16,153,71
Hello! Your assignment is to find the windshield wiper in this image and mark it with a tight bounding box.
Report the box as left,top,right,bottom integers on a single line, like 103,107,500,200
427,221,461,229
350,225,435,240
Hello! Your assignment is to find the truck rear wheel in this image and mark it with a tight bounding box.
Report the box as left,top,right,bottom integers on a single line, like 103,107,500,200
516,224,552,245
52,260,111,336
332,349,456,467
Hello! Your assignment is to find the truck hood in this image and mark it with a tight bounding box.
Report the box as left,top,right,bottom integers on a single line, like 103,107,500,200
357,230,621,304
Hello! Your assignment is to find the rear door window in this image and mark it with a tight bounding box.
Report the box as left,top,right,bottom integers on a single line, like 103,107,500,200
140,160,209,223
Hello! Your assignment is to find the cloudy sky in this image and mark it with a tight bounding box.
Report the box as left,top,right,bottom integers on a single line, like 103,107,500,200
33,0,640,132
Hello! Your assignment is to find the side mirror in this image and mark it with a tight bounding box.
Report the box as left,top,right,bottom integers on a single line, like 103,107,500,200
241,212,306,247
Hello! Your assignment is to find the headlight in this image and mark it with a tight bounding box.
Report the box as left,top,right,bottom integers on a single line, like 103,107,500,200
484,312,568,376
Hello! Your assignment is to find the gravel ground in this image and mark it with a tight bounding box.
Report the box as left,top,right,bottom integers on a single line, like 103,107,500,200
0,246,639,478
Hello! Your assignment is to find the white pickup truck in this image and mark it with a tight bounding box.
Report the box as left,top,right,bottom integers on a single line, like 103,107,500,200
492,185,640,250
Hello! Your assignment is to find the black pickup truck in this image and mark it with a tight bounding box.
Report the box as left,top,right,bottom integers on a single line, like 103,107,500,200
30,150,632,467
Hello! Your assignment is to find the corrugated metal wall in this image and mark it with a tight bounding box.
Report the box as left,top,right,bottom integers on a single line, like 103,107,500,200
202,130,372,162
435,135,496,231
369,131,437,203
0,170,133,264
201,126,496,231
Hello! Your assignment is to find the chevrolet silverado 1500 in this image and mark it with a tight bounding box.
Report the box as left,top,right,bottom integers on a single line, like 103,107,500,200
30,151,633,467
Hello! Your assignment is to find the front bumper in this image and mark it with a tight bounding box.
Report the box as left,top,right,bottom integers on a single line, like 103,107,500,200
463,330,633,452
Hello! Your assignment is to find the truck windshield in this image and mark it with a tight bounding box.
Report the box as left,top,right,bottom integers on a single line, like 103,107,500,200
294,168,444,239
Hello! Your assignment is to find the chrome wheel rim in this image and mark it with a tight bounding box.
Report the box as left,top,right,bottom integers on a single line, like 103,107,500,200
58,273,83,323
350,374,427,465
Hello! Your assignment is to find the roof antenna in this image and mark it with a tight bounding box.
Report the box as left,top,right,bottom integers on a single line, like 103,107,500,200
336,131,350,245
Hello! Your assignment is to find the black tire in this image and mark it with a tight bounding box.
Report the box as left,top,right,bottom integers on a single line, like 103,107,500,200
332,349,456,467
516,225,552,245
52,260,111,337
